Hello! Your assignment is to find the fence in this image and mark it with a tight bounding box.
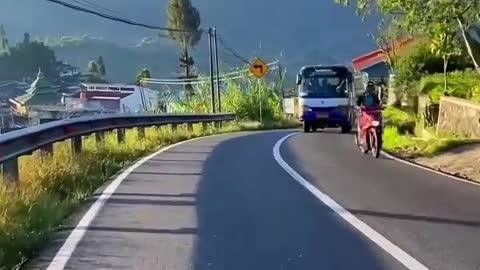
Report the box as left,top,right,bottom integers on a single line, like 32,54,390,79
0,113,235,182
437,96,480,137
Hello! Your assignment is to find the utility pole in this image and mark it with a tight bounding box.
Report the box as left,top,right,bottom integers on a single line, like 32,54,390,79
213,27,221,112
208,27,216,113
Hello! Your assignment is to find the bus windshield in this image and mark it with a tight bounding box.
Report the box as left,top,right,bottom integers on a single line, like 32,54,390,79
300,75,348,98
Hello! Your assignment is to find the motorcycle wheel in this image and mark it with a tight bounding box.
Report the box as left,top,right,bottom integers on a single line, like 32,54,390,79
354,130,368,154
370,129,381,158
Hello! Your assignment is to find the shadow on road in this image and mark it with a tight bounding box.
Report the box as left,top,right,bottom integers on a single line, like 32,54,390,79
191,132,400,270
349,209,480,228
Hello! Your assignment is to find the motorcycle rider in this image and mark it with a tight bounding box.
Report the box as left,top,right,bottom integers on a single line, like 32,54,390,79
356,81,381,147
356,81,380,107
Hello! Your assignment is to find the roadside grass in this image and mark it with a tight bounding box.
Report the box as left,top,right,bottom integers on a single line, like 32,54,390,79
0,119,299,270
383,126,480,158
381,105,480,158
382,106,416,135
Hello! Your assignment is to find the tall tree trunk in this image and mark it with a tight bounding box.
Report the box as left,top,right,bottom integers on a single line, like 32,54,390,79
457,17,480,73
443,55,448,93
184,45,190,78
183,45,194,98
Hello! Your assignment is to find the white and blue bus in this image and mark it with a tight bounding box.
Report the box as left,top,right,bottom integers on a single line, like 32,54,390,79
295,65,355,133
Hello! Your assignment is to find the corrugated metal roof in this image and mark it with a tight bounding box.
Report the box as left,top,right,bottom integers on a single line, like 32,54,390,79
352,37,415,71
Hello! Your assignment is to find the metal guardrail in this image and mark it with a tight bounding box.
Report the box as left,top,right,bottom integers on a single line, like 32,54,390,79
0,113,236,182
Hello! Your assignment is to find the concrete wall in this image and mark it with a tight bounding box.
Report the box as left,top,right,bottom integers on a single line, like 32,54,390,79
437,96,480,138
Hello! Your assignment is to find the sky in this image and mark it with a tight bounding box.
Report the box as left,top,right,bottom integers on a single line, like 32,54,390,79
0,0,380,65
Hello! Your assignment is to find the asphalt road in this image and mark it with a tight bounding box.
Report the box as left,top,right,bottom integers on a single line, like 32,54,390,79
27,130,480,270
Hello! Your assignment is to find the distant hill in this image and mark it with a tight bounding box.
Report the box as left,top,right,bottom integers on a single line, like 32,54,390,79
1,0,380,82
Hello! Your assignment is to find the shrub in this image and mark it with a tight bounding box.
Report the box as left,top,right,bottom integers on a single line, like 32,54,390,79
418,70,480,103
383,106,416,134
394,39,473,99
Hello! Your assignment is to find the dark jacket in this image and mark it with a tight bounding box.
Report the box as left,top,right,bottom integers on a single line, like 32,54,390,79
356,91,380,107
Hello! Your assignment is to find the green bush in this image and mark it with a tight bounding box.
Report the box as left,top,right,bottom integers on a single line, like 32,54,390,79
169,74,285,122
418,70,480,103
383,106,416,134
394,39,473,99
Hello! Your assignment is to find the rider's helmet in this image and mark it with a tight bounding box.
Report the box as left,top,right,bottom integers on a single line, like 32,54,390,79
365,81,375,94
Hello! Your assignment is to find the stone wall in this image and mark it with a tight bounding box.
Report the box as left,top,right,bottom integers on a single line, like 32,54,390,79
437,96,480,138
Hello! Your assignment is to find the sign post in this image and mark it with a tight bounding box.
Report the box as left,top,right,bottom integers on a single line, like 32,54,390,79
249,58,268,123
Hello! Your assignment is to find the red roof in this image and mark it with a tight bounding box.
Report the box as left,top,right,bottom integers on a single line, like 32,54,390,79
352,37,415,71
352,49,385,71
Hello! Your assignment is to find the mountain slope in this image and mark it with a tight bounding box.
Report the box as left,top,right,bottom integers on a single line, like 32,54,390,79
1,0,380,81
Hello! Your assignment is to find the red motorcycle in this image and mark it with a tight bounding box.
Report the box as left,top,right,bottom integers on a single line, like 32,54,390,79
355,105,384,158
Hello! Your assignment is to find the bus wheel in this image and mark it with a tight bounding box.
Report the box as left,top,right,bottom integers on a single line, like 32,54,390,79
303,122,311,133
341,124,352,134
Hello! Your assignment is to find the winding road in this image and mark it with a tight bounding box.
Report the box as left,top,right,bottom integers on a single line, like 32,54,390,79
28,130,480,270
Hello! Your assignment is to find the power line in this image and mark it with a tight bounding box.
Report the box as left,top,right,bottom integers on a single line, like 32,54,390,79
42,0,204,33
216,33,251,64
142,65,280,86
70,0,123,16
143,61,280,83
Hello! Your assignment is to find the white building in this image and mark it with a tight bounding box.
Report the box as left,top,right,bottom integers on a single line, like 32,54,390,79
68,83,159,113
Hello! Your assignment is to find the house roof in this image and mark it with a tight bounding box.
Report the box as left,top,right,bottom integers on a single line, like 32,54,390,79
352,37,415,71
13,70,63,106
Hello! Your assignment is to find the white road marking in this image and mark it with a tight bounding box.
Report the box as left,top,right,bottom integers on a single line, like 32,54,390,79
273,132,430,270
46,134,223,270
381,151,480,187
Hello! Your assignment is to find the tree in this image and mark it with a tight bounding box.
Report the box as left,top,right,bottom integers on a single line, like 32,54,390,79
0,35,57,81
166,0,202,97
88,60,99,74
136,68,151,86
335,0,480,73
429,24,461,92
97,56,106,77
0,25,9,55
369,17,407,72
22,32,30,47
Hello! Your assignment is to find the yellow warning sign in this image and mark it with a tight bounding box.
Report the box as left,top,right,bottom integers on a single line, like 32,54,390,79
249,58,269,79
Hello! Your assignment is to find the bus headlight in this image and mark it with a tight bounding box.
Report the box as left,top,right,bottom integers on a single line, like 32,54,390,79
302,105,312,112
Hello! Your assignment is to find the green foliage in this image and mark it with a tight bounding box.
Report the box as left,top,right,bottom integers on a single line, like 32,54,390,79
136,68,152,86
169,75,285,122
0,120,300,269
383,106,416,134
0,25,8,53
97,56,106,77
335,0,480,72
0,32,57,81
394,39,472,97
383,125,480,158
86,60,107,83
166,0,202,49
87,60,98,74
419,70,480,103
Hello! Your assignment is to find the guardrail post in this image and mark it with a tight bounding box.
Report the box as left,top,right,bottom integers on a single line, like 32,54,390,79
71,136,82,154
40,144,53,155
2,158,19,182
95,131,105,144
187,123,194,133
171,124,178,132
202,122,208,131
137,127,145,139
117,128,125,143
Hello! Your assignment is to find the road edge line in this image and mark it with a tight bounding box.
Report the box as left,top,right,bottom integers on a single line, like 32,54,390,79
273,132,430,270
45,132,227,270
381,150,480,187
